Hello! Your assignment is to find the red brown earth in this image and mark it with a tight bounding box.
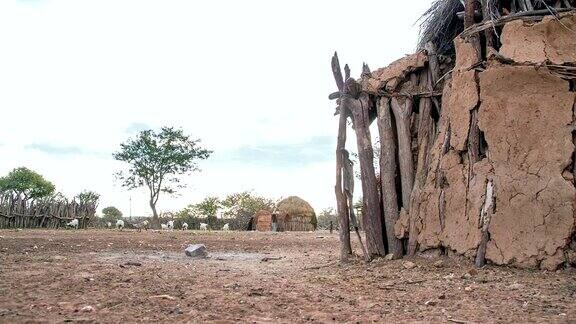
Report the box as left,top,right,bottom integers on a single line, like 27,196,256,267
0,229,575,323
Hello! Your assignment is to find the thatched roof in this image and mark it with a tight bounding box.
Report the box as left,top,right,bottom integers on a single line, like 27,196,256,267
276,196,315,217
417,0,576,55
418,0,464,55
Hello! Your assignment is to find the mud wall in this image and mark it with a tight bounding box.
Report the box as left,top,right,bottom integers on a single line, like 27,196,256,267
404,14,576,270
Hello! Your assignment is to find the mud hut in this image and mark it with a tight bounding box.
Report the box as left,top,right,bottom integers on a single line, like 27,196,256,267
331,0,576,270
254,209,275,231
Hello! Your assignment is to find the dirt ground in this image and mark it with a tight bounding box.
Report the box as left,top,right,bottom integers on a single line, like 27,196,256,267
0,229,575,323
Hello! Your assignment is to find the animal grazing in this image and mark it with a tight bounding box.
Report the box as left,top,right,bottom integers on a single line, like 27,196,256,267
134,220,149,232
116,219,125,230
167,220,174,230
67,219,79,229
199,223,208,231
182,222,188,230
106,222,112,229
161,223,168,230
222,223,229,231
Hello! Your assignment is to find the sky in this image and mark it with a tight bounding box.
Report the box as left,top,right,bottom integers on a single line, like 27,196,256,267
0,0,434,217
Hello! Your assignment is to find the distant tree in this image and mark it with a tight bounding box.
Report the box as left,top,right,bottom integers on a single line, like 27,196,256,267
194,196,221,221
113,127,212,228
316,208,337,230
0,167,55,200
220,191,275,218
75,190,100,205
220,191,275,229
102,206,123,222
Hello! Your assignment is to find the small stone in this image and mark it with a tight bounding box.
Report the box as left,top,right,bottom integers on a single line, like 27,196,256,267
508,283,524,290
80,305,95,312
184,244,208,258
443,273,455,280
402,261,416,269
438,294,446,300
433,260,444,268
464,286,473,292
384,254,394,261
424,300,437,306
468,268,478,276
149,294,176,300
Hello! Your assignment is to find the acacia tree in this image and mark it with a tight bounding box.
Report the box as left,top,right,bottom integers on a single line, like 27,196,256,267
76,190,100,205
102,206,123,222
113,127,211,228
0,167,55,200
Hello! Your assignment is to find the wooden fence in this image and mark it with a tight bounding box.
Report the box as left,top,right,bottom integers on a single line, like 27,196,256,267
0,194,97,229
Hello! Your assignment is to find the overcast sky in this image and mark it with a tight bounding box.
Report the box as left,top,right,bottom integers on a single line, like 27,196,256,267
0,0,433,217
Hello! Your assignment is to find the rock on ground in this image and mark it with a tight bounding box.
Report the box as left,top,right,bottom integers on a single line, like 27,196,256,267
185,244,208,258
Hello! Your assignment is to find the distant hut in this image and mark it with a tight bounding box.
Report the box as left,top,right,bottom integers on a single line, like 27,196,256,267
254,210,273,231
276,196,316,232
253,196,317,232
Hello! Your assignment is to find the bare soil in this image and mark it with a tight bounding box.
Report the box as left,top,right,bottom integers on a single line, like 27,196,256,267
0,229,575,323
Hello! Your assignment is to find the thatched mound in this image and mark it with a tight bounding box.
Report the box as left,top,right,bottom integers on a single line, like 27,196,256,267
277,196,314,216
276,196,317,231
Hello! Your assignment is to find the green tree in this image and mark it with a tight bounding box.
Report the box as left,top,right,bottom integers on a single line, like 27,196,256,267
194,196,221,219
75,190,100,205
316,207,338,230
0,167,55,200
102,206,123,222
113,127,211,228
220,191,274,219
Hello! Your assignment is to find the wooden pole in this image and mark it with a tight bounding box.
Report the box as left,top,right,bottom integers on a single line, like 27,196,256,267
390,96,415,211
376,97,403,259
332,52,352,260
481,0,497,50
336,111,353,260
346,84,386,257
475,179,494,267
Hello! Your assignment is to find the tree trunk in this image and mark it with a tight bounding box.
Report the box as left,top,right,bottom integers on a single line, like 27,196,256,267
390,97,415,211
377,97,403,259
150,199,161,229
347,93,386,257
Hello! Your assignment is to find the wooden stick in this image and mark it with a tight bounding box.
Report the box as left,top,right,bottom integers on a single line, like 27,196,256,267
332,52,352,261
346,86,386,257
390,96,415,212
461,8,576,38
377,97,403,259
475,179,495,267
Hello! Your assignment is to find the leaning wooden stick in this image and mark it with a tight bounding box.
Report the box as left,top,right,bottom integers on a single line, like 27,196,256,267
342,149,370,261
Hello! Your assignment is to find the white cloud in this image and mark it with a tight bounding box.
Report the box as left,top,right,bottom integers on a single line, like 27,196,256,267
0,0,434,215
